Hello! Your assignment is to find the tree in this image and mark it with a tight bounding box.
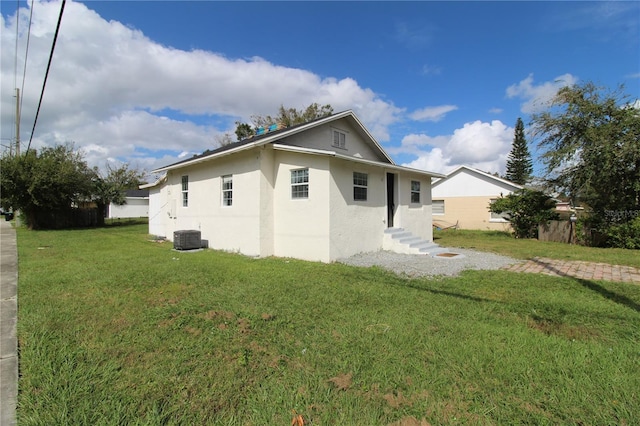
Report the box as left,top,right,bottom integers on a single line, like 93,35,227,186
0,144,94,229
90,163,145,226
505,117,533,185
234,122,254,141
215,133,235,147
235,103,333,140
489,189,559,239
531,82,640,246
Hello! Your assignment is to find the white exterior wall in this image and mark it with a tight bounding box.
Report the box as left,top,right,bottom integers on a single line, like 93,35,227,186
328,159,387,259
108,198,149,219
431,168,519,231
432,169,518,197
272,150,331,262
148,184,168,237
258,146,275,257
164,151,263,256
395,173,434,242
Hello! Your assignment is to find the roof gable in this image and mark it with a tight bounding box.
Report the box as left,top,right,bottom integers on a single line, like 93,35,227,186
432,165,522,197
152,110,394,173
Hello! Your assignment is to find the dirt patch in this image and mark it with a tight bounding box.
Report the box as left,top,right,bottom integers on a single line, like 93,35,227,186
328,372,352,391
384,391,412,409
184,326,202,336
201,310,234,321
527,316,602,341
388,416,432,426
435,252,461,258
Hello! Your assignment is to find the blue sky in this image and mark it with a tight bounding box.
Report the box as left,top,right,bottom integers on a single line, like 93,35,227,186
1,1,638,177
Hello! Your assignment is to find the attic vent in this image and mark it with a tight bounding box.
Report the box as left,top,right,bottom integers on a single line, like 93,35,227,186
173,230,202,250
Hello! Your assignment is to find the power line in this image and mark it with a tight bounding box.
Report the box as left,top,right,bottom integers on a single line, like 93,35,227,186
10,0,20,149
26,0,66,155
20,0,36,120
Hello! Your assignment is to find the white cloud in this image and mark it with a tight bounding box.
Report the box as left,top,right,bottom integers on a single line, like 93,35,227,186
421,64,442,76
506,73,578,114
393,120,513,175
410,105,458,122
488,107,503,114
1,1,402,169
394,22,435,49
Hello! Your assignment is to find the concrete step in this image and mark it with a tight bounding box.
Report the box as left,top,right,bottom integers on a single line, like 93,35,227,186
391,231,412,240
399,236,422,244
409,241,439,249
420,246,450,256
383,227,404,234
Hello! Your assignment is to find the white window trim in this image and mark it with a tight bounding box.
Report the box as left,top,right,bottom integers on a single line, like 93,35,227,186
181,175,189,207
432,199,445,215
489,198,510,222
331,127,348,150
291,168,309,199
410,180,421,204
221,174,232,207
353,171,368,202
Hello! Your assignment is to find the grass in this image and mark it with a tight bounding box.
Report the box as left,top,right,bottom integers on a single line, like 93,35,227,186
16,224,640,425
434,229,640,268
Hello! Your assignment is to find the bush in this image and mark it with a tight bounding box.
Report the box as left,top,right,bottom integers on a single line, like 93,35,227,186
489,189,559,239
606,215,640,249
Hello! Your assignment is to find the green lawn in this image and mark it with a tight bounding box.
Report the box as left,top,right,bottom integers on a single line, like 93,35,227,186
16,224,640,425
434,229,640,268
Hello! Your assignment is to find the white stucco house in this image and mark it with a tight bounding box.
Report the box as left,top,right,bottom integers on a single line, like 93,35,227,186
107,189,149,219
431,165,522,231
144,110,445,262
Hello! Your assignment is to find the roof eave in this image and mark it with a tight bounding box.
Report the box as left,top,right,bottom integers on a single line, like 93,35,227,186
272,144,444,178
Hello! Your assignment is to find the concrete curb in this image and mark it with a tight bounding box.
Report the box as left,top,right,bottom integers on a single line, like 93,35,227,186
1,219,18,426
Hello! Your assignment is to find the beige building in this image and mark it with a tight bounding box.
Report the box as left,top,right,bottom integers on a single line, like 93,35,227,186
145,111,444,262
431,166,522,231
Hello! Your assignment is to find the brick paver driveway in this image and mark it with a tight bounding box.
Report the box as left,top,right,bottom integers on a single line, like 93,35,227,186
503,257,640,284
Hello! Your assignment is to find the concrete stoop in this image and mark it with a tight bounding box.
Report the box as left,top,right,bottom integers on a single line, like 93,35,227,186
383,227,449,256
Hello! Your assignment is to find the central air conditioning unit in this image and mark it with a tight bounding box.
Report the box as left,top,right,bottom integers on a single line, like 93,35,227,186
173,230,202,250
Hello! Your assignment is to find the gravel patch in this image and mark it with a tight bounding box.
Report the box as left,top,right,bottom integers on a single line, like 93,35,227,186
337,248,522,278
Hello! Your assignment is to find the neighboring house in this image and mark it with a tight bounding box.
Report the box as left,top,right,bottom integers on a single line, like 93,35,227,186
146,110,444,262
107,189,149,219
431,165,522,231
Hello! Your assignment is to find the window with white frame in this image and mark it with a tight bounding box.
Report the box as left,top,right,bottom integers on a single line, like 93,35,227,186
221,175,232,206
432,200,445,215
490,198,510,221
291,168,309,199
332,129,346,149
353,172,368,201
181,175,189,207
411,180,421,203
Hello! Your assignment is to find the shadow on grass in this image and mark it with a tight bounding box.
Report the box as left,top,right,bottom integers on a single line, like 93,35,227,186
530,258,640,313
389,279,493,303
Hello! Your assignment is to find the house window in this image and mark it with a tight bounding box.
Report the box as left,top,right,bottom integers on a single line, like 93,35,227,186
291,168,309,199
432,200,445,215
332,129,346,149
411,180,421,203
353,172,368,201
490,198,509,221
181,175,189,207
222,175,232,206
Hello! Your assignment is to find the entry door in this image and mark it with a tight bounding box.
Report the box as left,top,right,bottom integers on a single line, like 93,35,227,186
386,173,395,228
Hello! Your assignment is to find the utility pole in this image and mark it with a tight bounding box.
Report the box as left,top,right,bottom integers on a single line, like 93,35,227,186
15,88,21,155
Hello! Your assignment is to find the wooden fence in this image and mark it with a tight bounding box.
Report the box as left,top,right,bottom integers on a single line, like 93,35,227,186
538,220,576,244
33,208,99,229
